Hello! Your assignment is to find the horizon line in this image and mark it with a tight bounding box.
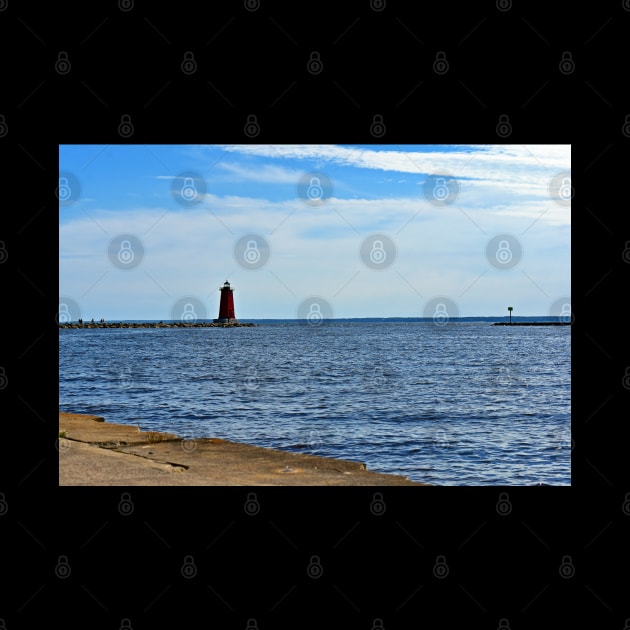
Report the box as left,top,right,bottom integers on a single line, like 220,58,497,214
63,315,567,322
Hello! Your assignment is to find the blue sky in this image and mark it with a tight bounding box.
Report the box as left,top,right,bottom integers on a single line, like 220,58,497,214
59,144,570,320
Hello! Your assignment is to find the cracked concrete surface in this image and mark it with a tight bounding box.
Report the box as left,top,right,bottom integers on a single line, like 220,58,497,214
58,413,430,486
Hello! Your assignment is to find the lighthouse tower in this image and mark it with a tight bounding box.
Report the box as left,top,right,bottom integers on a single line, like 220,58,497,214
214,280,237,323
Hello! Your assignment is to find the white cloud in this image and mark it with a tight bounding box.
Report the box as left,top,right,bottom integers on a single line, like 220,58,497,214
213,161,303,184
220,144,570,181
60,186,569,319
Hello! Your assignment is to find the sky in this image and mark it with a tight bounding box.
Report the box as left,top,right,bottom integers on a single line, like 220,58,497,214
59,144,571,321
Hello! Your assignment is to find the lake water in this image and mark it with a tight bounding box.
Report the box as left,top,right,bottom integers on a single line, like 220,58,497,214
58,321,571,486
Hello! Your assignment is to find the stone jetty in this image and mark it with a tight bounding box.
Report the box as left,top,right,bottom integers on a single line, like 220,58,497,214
492,322,571,326
58,321,256,329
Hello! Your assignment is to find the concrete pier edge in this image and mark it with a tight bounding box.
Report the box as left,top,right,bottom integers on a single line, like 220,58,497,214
59,412,431,486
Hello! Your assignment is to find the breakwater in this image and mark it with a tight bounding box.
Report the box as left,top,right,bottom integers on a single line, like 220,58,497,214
58,322,256,329
492,322,570,326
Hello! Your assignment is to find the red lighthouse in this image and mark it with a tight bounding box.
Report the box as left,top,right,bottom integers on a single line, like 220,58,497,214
214,280,237,323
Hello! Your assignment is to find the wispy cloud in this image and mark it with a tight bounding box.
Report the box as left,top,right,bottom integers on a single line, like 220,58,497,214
60,144,570,319
214,161,303,184
220,144,570,180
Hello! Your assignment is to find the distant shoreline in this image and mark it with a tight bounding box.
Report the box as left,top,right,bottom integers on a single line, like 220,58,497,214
59,316,571,328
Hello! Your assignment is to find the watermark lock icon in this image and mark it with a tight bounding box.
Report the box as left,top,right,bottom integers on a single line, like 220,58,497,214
370,115,386,137
307,177,323,201
423,296,460,325
57,171,81,206
496,114,512,138
433,51,449,74
119,366,133,389
171,297,207,323
549,171,572,206
181,51,197,74
434,430,450,449
58,177,71,201
305,429,322,450
58,297,82,324
370,365,387,389
297,297,333,325
0,367,8,391
494,366,516,389
118,492,134,516
181,304,196,322
181,438,197,453
295,427,322,451
243,366,259,391
244,492,260,516
423,173,460,206
486,234,522,270
559,51,575,75
55,438,72,453
360,234,397,270
55,51,71,74
244,114,260,137
108,234,144,270
496,492,512,515
57,302,72,324
234,234,270,270
298,171,333,206
55,556,72,579
307,51,323,74
57,304,71,324
433,556,449,578
181,555,197,579
549,297,572,324
181,178,197,201
172,171,207,207
307,555,323,578
118,114,134,137
370,492,386,516
558,555,575,578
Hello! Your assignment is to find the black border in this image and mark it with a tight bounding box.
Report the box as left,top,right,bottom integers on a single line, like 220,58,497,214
4,1,623,627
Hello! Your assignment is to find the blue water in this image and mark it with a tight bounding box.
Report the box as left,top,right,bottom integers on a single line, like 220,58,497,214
59,322,571,486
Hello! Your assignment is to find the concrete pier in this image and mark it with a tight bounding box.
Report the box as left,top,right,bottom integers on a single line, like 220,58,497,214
58,413,430,486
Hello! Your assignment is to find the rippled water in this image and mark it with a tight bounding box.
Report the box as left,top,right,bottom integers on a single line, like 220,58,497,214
59,322,571,485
